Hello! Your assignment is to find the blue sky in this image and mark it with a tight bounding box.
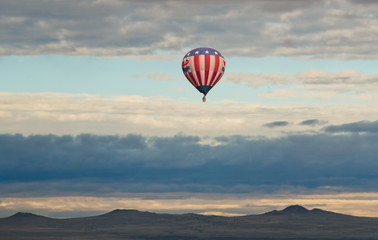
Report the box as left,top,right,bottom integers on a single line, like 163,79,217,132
1,0,378,218
2,56,378,99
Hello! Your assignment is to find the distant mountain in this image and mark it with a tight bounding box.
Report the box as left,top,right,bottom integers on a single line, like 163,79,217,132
8,212,51,219
264,204,348,217
4,212,53,225
8,212,45,219
264,204,310,215
1,205,378,240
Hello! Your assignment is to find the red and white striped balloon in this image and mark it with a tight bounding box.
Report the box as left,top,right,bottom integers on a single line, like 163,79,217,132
182,47,225,101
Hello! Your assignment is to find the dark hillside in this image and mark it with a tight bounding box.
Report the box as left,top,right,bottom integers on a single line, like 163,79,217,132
1,205,378,240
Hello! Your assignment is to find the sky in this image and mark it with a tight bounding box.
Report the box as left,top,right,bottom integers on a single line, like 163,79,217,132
1,0,378,218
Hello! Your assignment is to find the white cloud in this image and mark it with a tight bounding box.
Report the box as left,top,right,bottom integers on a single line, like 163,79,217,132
225,72,293,86
227,69,378,87
258,89,350,101
297,69,378,85
225,69,378,102
1,92,377,137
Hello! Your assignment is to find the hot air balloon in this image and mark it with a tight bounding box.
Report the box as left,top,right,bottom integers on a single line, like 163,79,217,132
182,47,226,102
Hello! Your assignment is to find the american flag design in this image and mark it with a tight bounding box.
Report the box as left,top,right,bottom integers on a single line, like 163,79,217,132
182,47,226,96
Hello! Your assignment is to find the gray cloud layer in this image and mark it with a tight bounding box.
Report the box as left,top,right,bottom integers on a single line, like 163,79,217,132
264,121,290,128
300,119,328,126
1,122,378,196
1,0,378,58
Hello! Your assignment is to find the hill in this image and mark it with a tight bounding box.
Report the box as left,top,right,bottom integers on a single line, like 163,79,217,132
1,205,378,240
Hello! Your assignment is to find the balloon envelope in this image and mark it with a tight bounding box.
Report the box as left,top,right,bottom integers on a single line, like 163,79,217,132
182,47,226,97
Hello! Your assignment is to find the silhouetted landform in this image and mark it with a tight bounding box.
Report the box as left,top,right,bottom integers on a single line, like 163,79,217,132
1,205,378,240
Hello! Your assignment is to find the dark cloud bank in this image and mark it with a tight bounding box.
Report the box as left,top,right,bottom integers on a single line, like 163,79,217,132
324,120,378,133
1,121,378,196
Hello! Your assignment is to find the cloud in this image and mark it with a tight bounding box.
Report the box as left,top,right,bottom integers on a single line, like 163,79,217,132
229,69,378,103
1,0,378,59
225,72,293,86
1,92,378,138
227,69,378,92
299,119,328,126
1,131,378,197
263,121,290,128
324,120,378,133
297,69,378,92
